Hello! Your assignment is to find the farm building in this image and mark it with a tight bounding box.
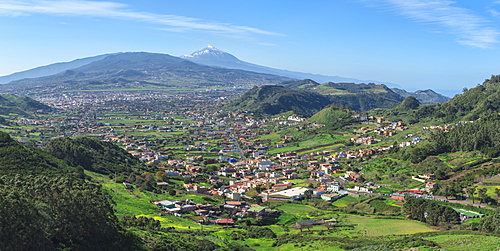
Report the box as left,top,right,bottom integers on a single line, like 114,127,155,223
265,187,312,201
454,209,484,223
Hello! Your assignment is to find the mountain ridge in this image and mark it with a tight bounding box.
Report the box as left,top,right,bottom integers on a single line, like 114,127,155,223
0,54,111,84
1,52,293,91
181,46,399,86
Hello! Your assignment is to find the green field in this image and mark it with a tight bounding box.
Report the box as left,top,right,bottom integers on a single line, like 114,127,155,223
346,215,436,236
437,151,486,168
332,195,360,207
278,203,323,216
423,233,500,250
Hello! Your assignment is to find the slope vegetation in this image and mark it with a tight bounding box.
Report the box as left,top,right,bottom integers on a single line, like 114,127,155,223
414,75,500,122
226,85,332,116
45,136,141,174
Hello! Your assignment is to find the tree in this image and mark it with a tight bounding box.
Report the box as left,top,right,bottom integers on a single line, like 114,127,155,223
440,184,451,200
477,188,487,205
168,189,177,196
303,189,313,200
155,170,167,181
495,188,500,205
466,186,476,203
245,187,258,197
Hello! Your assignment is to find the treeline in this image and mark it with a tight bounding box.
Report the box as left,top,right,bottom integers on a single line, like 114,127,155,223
403,197,460,226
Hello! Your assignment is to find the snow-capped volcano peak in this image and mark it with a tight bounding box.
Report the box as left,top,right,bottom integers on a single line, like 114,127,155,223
181,46,240,62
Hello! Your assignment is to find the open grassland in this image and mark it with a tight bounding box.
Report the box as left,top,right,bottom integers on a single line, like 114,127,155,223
87,172,159,216
346,215,436,236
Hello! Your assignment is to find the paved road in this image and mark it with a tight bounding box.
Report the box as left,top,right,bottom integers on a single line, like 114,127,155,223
230,133,246,160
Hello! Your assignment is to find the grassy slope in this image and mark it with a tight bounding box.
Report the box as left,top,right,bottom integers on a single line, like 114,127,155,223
87,172,223,230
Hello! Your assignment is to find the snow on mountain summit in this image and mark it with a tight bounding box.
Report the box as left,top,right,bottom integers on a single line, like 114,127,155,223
181,46,239,62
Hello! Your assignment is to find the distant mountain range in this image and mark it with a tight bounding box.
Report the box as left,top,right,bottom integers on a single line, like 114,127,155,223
0,52,292,92
0,54,110,84
181,46,397,86
0,46,448,104
0,46,392,87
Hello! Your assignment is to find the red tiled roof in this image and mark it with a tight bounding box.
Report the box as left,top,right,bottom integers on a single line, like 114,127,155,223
216,219,234,224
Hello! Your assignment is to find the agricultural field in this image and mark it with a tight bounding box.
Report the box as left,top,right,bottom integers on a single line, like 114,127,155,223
422,232,500,250
437,151,486,168
346,215,436,236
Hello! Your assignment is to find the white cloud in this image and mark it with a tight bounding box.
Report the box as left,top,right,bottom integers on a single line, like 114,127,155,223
488,8,500,17
381,0,499,48
0,0,283,36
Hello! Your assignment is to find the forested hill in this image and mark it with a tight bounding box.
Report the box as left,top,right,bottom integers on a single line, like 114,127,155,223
413,75,500,122
227,83,407,116
0,131,138,250
280,79,321,89
46,136,141,174
225,85,332,117
0,132,67,175
280,80,405,111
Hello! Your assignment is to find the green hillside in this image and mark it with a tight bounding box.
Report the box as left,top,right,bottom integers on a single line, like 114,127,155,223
308,104,356,129
281,80,405,111
312,82,392,95
0,94,51,116
226,85,332,116
0,132,68,175
414,75,500,122
45,136,141,174
280,79,321,89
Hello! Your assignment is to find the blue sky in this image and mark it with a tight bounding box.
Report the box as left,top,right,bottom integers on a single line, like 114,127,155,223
1,0,500,96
